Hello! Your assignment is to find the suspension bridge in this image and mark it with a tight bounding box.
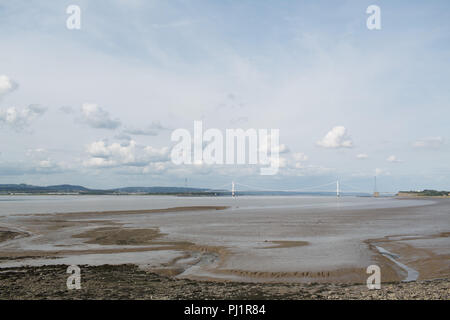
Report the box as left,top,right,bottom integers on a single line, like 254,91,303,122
199,178,392,198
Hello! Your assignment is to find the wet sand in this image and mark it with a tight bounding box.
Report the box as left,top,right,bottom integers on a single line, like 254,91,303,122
0,227,28,243
0,198,449,299
0,230,22,243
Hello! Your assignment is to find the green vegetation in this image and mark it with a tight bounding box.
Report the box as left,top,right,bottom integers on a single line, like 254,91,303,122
398,189,449,197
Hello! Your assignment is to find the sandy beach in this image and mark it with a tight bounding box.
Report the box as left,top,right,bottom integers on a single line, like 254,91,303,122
0,196,449,299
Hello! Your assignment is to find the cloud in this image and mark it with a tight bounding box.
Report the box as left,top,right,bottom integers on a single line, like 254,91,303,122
292,152,309,170
142,162,170,173
0,160,68,176
258,137,290,154
26,148,48,159
317,126,353,148
86,140,136,161
356,153,368,159
387,155,402,163
123,121,167,136
229,116,248,125
114,132,132,141
275,144,290,154
144,145,170,161
82,157,116,168
293,152,308,161
267,156,288,169
375,168,391,176
38,160,54,168
412,137,444,149
0,75,18,99
80,103,121,129
124,128,157,136
84,140,169,168
0,105,46,130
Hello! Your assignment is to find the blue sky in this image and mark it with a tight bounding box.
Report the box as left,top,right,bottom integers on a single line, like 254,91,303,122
0,0,449,192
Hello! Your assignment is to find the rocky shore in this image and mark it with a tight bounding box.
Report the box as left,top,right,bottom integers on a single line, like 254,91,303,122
0,264,448,300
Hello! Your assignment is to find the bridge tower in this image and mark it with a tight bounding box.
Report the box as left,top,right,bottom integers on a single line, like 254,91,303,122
373,176,380,197
231,181,236,198
336,179,340,198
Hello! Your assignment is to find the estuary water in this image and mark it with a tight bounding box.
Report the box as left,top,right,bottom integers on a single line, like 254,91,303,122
0,194,433,216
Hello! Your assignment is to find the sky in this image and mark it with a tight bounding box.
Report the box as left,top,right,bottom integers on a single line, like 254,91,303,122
0,0,449,192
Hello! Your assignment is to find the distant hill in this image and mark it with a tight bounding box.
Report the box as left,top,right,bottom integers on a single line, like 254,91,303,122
0,184,216,195
0,184,90,193
109,186,212,193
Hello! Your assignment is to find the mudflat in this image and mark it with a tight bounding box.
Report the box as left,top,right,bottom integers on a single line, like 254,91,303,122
0,197,449,299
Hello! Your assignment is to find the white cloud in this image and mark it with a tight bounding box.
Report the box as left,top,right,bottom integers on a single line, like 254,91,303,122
84,140,169,168
144,146,170,161
0,75,18,98
38,160,53,168
259,139,290,154
375,168,391,176
0,159,69,175
124,121,166,136
387,155,402,163
412,137,444,149
86,140,136,163
275,144,290,154
291,152,309,170
114,133,132,141
0,105,46,130
26,148,46,156
83,157,116,168
317,126,353,148
124,128,158,136
269,156,288,168
356,153,368,159
81,103,121,129
143,162,170,173
26,148,48,160
293,152,308,161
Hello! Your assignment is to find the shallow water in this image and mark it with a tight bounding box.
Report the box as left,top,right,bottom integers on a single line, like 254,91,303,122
375,246,420,282
0,194,433,216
